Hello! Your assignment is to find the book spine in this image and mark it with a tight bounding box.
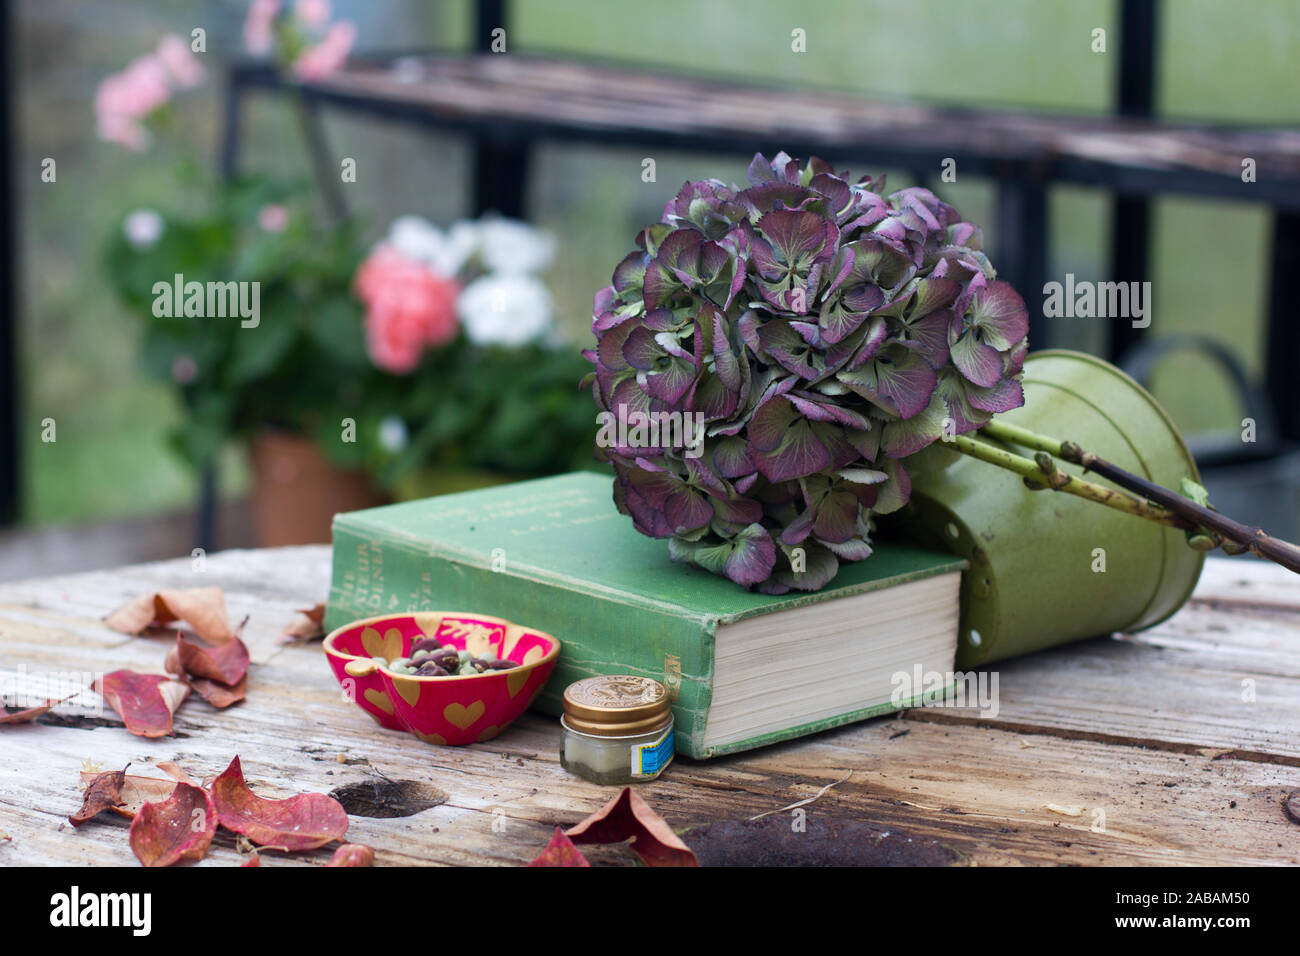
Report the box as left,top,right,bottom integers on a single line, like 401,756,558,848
327,518,719,758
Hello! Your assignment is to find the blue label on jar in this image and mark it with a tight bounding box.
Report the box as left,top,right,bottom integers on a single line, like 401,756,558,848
631,726,675,777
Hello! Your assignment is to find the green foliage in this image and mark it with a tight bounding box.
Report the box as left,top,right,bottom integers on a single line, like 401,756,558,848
103,175,595,487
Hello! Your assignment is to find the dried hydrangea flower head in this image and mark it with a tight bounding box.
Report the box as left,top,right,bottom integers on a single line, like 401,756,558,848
585,152,1029,593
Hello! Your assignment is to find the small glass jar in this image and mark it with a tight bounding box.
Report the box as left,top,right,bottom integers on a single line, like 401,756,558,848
560,675,675,784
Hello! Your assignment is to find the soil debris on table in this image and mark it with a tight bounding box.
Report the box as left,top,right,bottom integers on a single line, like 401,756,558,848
686,818,965,867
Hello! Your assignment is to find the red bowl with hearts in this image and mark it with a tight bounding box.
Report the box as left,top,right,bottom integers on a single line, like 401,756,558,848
323,611,561,745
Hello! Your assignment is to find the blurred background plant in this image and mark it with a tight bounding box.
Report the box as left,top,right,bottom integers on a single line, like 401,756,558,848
8,0,1300,576
85,2,596,545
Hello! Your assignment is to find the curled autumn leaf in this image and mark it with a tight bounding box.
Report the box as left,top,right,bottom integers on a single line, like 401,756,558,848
279,603,327,643
75,771,180,821
105,587,236,645
211,756,349,852
69,766,130,826
0,699,58,725
169,633,249,685
129,782,216,867
565,787,697,867
164,634,250,709
327,843,375,867
527,827,591,867
95,670,190,738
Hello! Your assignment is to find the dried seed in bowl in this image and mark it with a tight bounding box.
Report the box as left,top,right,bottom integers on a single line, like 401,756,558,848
430,649,460,671
416,662,449,677
456,663,479,677
457,650,472,665
481,659,519,670
478,649,498,663
411,638,443,655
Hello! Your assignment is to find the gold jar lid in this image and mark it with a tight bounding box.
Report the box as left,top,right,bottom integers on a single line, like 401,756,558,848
562,675,672,737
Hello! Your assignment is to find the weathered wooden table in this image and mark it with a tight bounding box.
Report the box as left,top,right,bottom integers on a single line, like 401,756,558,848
1,547,1297,866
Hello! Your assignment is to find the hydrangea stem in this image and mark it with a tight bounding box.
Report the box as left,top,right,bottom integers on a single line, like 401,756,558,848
949,435,1186,526
976,420,1300,574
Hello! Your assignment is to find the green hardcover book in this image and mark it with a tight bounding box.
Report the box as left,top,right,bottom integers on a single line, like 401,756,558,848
327,471,966,759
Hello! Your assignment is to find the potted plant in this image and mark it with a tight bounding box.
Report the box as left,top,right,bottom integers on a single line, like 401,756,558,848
344,216,598,499
585,151,1300,657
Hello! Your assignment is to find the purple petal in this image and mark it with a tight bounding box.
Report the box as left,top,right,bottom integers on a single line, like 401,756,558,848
950,331,1004,388
969,280,1030,350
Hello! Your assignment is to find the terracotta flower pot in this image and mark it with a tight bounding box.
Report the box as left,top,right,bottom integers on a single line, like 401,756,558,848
887,350,1205,669
250,429,386,547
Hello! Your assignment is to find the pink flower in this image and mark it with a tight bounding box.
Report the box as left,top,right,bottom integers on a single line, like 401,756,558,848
156,34,204,89
354,244,460,374
94,54,172,151
243,0,281,56
295,0,331,28
292,20,356,81
258,203,290,232
171,355,198,385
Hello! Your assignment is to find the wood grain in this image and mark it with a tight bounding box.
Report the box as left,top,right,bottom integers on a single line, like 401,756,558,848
0,550,1296,866
305,55,1300,188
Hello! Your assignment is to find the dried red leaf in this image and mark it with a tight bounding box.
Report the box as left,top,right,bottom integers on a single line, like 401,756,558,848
327,843,375,867
527,827,591,867
171,633,249,685
78,771,184,819
211,756,348,851
69,767,129,826
565,787,698,867
95,670,190,738
129,782,216,867
189,675,247,708
0,699,57,724
279,603,327,643
105,587,235,645
164,634,250,709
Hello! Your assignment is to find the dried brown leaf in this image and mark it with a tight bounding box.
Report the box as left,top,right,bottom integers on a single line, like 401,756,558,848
69,766,129,826
105,588,235,645
279,603,327,643
77,771,182,819
0,699,57,725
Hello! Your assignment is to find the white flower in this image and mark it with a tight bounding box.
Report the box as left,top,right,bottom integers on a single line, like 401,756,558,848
476,216,555,274
123,209,164,249
456,273,554,347
377,415,409,453
387,215,477,277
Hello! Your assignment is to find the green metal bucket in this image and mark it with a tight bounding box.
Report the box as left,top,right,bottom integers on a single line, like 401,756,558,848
887,349,1205,669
